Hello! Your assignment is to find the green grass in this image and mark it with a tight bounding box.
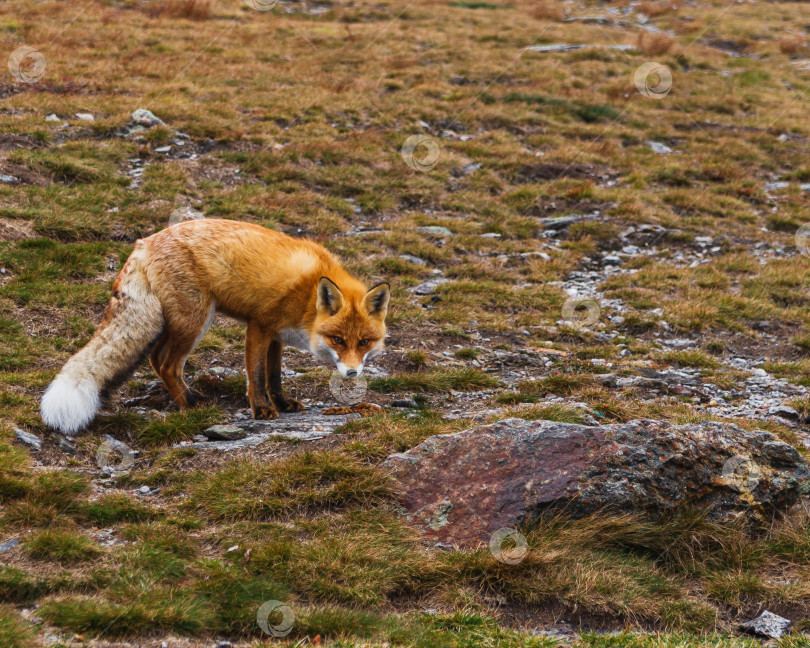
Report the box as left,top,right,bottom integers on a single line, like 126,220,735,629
25,529,101,564
138,405,224,446
3,0,810,643
368,368,500,393
0,607,33,648
187,450,395,521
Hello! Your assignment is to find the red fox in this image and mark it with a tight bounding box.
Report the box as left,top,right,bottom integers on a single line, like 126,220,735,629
41,219,390,435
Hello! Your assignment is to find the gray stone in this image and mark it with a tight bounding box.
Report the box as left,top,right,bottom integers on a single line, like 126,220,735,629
169,206,204,226
392,399,419,408
411,278,449,295
418,226,454,236
740,610,791,639
181,409,357,451
15,428,41,451
0,538,20,553
526,43,587,53
131,109,165,127
399,254,426,266
0,174,19,184
204,424,248,441
768,405,799,421
75,113,94,121
647,141,673,154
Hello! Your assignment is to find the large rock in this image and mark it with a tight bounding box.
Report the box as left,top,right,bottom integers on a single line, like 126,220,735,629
383,418,810,546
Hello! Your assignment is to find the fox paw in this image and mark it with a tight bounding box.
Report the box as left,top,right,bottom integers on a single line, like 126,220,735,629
272,395,305,413
252,404,279,420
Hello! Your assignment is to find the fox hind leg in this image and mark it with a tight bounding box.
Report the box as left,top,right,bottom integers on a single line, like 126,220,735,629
267,339,305,413
159,301,215,408
149,330,169,377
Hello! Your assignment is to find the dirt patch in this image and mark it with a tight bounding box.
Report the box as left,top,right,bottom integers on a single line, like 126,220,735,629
0,159,50,185
0,218,34,241
513,162,617,183
0,133,45,152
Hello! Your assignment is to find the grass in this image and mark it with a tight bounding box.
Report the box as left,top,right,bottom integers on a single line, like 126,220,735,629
2,0,810,643
24,528,101,564
368,368,500,393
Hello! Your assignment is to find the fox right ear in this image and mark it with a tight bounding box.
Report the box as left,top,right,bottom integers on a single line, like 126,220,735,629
317,277,343,316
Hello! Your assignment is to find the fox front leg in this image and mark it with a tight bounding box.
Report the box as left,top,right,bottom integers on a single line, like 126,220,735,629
267,338,305,413
245,320,278,420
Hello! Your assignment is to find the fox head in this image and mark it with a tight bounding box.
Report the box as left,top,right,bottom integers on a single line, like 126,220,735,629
312,276,390,378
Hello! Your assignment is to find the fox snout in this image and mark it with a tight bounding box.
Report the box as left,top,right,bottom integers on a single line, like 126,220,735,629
337,362,362,378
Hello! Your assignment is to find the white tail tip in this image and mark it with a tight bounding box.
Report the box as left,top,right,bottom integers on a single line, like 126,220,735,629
40,374,100,436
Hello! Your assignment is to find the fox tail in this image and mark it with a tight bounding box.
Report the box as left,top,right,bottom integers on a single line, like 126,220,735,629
40,246,164,435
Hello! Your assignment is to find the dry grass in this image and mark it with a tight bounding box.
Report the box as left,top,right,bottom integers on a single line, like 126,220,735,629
637,32,676,55
2,0,810,643
779,35,805,55
145,0,215,21
637,0,679,17
530,0,565,22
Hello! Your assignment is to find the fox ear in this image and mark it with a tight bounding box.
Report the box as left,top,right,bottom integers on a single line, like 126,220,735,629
363,282,390,319
317,277,344,316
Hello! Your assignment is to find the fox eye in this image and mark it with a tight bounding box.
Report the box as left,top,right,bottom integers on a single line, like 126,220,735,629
358,339,370,347
332,336,344,345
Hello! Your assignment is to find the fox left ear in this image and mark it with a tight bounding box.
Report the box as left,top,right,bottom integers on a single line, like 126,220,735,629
363,282,390,319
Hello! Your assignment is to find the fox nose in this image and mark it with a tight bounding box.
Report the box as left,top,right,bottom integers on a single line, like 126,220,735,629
345,369,358,378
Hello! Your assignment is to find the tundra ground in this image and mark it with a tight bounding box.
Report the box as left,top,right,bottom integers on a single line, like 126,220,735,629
2,0,810,645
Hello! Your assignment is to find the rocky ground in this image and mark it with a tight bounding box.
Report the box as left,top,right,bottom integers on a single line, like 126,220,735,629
4,0,810,645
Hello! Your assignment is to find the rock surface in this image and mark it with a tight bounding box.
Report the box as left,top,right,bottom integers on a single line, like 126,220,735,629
383,418,810,546
739,610,792,639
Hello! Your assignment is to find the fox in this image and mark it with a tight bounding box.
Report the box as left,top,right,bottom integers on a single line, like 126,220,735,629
40,219,390,436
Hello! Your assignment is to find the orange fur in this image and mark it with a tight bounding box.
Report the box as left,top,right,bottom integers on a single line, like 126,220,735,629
41,219,390,434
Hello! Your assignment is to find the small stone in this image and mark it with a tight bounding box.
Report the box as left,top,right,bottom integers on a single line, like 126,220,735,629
391,398,419,408
769,405,799,421
411,278,449,296
204,424,247,441
138,486,150,495
647,141,673,154
14,428,41,451
56,435,79,455
400,254,426,266
480,232,502,239
45,113,60,122
0,538,20,553
0,174,19,184
526,43,587,53
215,642,233,648
168,205,204,226
602,254,622,266
131,109,165,127
75,113,94,121
226,545,239,553
154,145,171,154
740,610,791,639
417,226,454,237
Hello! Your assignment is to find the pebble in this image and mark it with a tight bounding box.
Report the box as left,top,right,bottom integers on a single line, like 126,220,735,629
75,113,94,121
417,226,454,236
203,424,248,441
0,538,20,552
411,278,449,295
14,428,41,450
647,141,673,154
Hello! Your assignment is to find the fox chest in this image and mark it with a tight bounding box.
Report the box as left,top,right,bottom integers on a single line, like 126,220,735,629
279,328,310,351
